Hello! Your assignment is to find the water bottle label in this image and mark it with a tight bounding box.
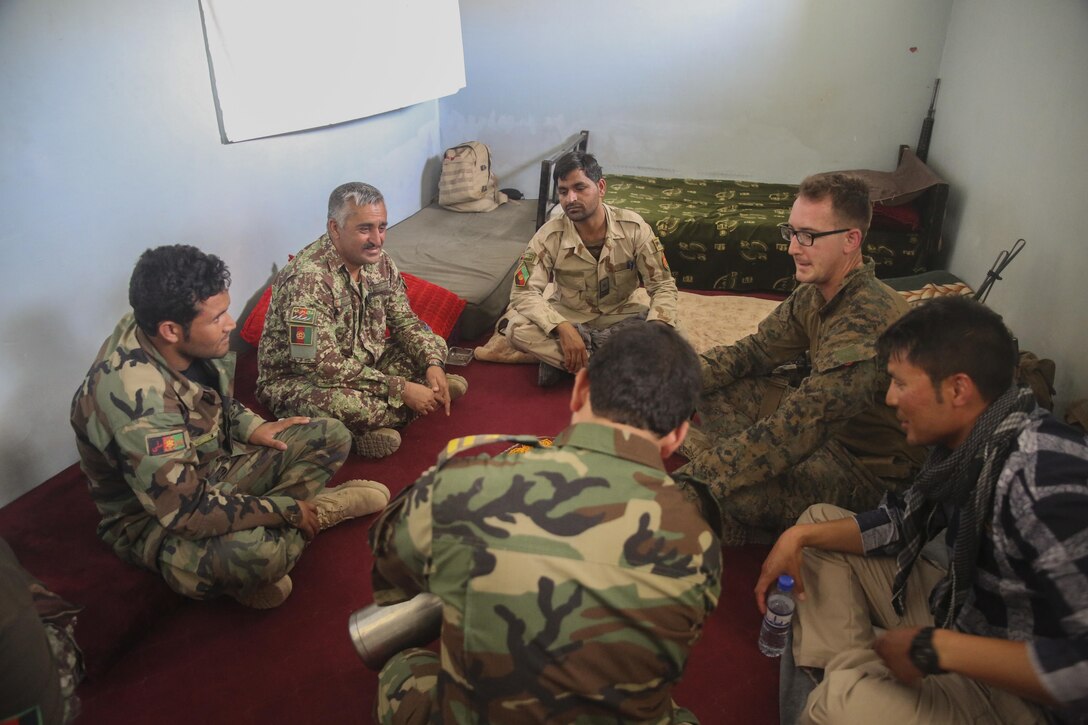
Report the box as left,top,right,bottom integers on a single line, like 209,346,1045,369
765,611,791,628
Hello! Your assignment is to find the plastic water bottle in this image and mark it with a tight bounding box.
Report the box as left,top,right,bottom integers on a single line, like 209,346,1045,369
758,574,795,657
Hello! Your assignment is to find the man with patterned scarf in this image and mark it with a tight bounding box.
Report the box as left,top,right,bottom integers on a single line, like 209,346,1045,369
756,296,1088,724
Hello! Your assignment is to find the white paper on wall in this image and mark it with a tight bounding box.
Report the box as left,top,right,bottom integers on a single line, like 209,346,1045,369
199,0,466,143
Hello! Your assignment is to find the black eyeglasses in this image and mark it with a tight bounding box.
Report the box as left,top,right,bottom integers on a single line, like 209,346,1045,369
777,223,850,247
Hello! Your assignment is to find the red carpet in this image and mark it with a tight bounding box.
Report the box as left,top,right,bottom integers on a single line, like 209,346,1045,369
0,343,778,724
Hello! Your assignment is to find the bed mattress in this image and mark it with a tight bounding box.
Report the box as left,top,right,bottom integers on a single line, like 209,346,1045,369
385,199,536,340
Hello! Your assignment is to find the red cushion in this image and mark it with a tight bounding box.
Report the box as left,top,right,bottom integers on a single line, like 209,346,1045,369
239,284,273,346
400,272,467,340
872,202,922,232
240,270,466,345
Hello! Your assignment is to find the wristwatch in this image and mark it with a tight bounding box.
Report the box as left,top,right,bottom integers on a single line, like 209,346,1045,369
909,626,946,676
427,358,445,370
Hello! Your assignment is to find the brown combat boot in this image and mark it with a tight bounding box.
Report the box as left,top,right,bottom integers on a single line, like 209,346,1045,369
312,480,391,531
232,575,293,609
354,428,401,458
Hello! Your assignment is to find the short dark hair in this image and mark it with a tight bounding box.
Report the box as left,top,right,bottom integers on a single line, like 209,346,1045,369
553,150,603,185
587,324,701,436
798,173,873,237
876,296,1017,404
129,245,231,337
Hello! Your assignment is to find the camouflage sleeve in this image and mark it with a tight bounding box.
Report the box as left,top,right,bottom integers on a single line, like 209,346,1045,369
385,266,447,368
369,470,436,605
274,272,397,400
633,224,678,326
224,397,266,443
507,229,568,333
699,294,808,390
694,358,884,496
113,412,295,539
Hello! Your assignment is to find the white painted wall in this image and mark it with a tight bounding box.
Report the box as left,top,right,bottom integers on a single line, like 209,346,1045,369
4,0,1084,508
441,0,953,194
931,0,1087,413
0,0,443,505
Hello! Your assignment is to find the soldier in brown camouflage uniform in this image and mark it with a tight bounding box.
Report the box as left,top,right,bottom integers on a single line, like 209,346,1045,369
677,174,924,545
70,246,389,609
370,324,721,724
497,151,678,386
257,183,467,458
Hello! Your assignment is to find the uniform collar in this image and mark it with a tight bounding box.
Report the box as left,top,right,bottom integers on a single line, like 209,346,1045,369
816,256,876,316
554,421,665,471
124,314,233,401
314,233,353,280
558,204,618,262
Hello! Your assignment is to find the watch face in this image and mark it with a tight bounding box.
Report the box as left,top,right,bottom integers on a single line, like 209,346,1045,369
909,628,943,675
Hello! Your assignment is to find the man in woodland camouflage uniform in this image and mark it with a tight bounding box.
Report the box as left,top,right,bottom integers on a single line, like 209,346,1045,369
677,174,924,545
71,245,389,609
497,151,678,386
369,324,721,724
257,182,467,459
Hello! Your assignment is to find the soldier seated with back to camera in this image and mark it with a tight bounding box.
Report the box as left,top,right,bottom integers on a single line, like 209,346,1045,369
676,173,924,545
368,323,722,724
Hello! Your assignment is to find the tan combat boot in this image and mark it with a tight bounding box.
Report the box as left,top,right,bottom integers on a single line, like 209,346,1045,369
447,374,468,401
233,575,293,609
312,480,391,531
354,428,401,458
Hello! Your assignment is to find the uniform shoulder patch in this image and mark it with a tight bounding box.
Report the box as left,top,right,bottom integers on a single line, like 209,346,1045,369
146,430,188,456
289,307,316,324
514,254,534,287
436,434,540,467
816,343,874,372
289,322,317,361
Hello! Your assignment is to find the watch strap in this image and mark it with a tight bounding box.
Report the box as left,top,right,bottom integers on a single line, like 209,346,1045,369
909,626,946,676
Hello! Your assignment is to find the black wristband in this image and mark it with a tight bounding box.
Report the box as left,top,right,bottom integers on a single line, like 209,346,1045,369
909,626,946,676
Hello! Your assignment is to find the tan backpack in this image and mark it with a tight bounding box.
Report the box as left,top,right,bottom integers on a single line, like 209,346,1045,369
438,141,508,212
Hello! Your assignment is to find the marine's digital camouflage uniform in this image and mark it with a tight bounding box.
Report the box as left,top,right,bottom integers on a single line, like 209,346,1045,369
369,423,722,724
257,234,447,446
680,259,924,545
498,203,679,368
70,313,350,600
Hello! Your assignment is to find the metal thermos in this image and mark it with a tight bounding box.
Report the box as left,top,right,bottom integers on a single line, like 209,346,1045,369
347,592,443,670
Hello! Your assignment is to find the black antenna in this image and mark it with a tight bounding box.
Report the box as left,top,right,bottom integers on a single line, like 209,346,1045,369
916,79,941,163
974,238,1026,304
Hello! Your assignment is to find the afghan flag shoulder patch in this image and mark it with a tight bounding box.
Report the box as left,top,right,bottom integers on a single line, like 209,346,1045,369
290,325,314,346
146,430,188,456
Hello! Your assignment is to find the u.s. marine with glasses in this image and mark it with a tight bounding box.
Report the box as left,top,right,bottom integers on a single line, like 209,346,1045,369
674,173,925,545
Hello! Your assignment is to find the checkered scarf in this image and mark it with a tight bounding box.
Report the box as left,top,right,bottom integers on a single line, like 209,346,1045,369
890,385,1036,626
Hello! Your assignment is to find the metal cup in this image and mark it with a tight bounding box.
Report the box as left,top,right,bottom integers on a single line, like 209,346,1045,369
347,592,443,670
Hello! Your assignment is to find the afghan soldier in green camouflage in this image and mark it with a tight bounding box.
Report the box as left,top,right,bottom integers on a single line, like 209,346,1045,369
497,151,678,386
677,174,925,545
70,246,389,608
369,323,721,724
257,182,467,458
